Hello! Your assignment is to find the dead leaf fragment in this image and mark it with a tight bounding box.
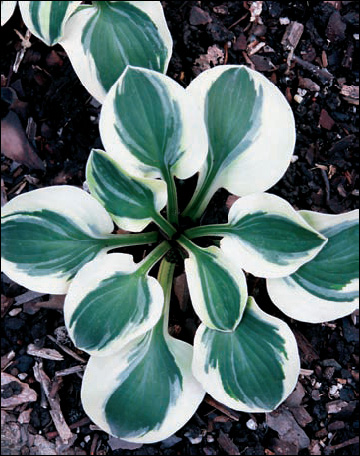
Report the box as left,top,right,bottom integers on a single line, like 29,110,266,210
1,372,37,409
193,45,225,76
1,111,44,170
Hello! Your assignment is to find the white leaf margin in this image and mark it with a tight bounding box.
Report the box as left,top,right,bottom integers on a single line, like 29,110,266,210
192,296,300,413
1,186,114,294
221,193,327,278
1,0,17,26
64,253,165,357
60,1,173,103
100,66,208,181
186,64,296,198
86,149,167,233
19,1,81,46
267,209,359,323
81,329,205,443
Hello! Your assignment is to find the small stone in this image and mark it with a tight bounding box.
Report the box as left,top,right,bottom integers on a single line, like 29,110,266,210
17,373,28,381
329,385,340,397
246,418,258,430
207,435,215,443
213,5,228,15
184,431,203,445
319,109,335,130
291,155,299,163
326,11,347,42
312,390,321,401
279,17,290,25
323,366,336,380
189,6,212,26
321,359,342,370
294,94,304,104
233,33,247,51
328,420,345,431
326,400,348,414
8,308,22,317
84,436,91,443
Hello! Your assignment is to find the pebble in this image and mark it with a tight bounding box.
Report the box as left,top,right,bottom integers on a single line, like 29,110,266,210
329,385,340,397
84,436,91,443
206,435,215,443
326,400,348,414
294,94,304,104
279,17,290,25
8,308,22,317
184,432,203,445
246,418,258,430
17,373,28,381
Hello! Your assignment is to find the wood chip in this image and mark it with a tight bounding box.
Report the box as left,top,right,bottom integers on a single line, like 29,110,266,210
217,430,240,455
33,361,73,444
340,85,359,105
281,21,304,50
27,344,64,361
1,350,16,371
1,372,37,409
54,365,85,378
15,291,47,306
204,396,239,421
47,335,87,363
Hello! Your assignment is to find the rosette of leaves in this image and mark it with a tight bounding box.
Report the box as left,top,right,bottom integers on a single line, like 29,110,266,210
1,1,172,102
1,65,359,443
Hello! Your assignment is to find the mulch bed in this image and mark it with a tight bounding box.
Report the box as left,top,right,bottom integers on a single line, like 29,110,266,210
1,1,359,455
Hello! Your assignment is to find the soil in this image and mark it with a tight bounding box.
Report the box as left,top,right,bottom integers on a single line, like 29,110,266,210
1,1,359,455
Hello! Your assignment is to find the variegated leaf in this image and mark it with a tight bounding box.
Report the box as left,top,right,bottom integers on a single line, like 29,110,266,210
86,149,167,232
267,210,359,323
179,237,248,331
81,260,205,443
192,297,300,412
183,65,296,220
65,244,170,356
100,66,208,181
1,1,17,26
60,1,172,103
19,1,81,45
219,193,327,278
0,186,155,294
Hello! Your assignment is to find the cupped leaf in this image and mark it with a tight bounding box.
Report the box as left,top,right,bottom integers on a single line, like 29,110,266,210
60,1,172,103
192,296,300,412
1,1,17,26
1,186,120,294
81,260,205,443
86,149,167,233
65,244,170,357
19,1,81,45
220,193,327,278
179,237,248,331
183,65,296,220
99,66,208,181
267,210,359,323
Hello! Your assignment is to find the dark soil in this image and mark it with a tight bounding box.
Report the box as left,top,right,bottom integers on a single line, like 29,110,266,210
1,1,359,455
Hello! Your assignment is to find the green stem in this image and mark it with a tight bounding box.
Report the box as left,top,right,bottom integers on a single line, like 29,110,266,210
162,167,178,225
181,168,219,221
137,241,171,275
151,211,177,239
101,231,159,249
184,224,230,240
177,234,198,253
157,258,175,330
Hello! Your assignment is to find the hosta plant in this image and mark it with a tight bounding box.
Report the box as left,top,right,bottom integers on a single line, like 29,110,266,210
1,1,172,102
1,65,359,443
